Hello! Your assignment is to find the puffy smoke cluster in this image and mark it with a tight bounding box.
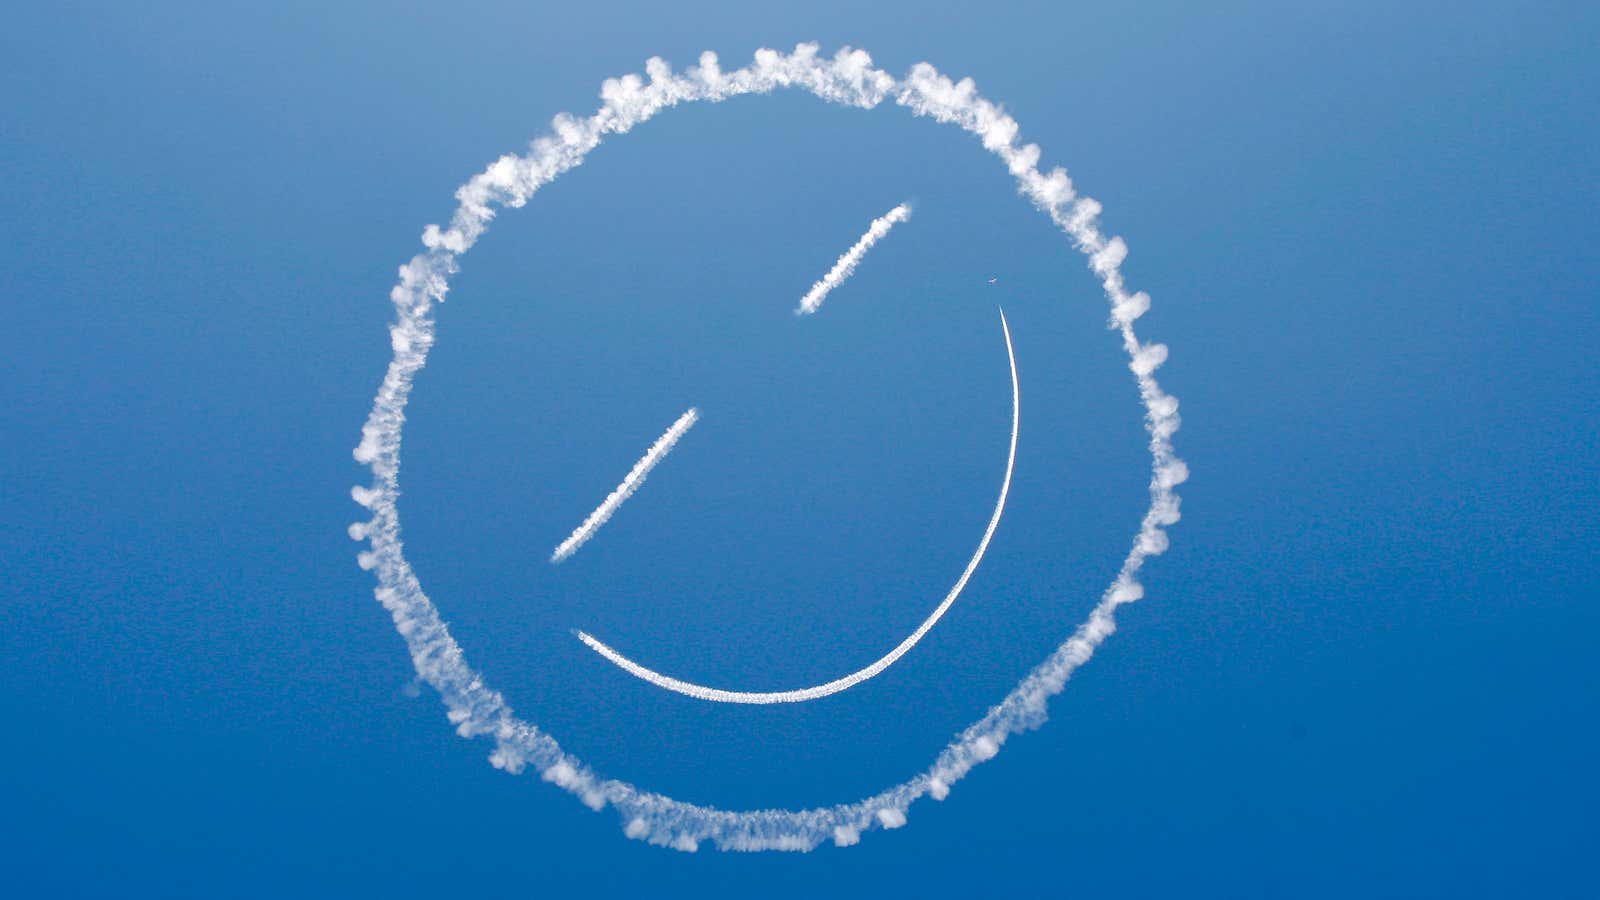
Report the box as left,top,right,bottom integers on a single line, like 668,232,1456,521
350,44,1186,852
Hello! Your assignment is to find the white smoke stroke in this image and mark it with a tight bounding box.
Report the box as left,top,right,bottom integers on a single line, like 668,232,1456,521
796,202,911,315
550,408,699,563
350,44,1187,853
574,309,1018,702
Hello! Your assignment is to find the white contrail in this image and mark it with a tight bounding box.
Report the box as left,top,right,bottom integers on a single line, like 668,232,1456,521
796,202,911,315
550,408,699,564
350,44,1187,853
575,309,1018,702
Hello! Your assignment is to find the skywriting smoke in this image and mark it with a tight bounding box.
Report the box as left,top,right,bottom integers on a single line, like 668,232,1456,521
550,408,699,564
796,202,911,315
350,44,1187,853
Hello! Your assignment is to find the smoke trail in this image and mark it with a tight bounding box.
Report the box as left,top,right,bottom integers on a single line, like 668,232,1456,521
350,44,1187,853
796,202,911,315
551,408,699,564
574,309,1018,702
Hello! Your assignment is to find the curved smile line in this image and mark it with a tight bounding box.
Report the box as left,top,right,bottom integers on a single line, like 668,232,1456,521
574,308,1020,704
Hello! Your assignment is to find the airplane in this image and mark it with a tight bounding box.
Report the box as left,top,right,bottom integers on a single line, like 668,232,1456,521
988,277,998,284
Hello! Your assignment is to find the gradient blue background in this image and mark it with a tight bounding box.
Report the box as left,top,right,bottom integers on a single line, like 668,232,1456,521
3,1,1596,896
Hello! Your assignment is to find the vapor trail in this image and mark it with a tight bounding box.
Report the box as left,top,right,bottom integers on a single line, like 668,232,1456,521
796,202,911,315
350,44,1187,853
551,408,699,563
575,309,1018,702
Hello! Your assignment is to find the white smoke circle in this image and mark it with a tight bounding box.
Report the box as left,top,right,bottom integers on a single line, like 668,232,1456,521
350,43,1187,852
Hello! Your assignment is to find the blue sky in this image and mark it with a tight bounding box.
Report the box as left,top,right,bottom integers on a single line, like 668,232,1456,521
2,1,1597,896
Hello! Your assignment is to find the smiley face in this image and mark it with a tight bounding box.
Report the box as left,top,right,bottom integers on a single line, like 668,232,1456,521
349,44,1186,852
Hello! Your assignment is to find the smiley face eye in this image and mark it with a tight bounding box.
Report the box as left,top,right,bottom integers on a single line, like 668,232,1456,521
549,407,699,564
796,202,913,316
